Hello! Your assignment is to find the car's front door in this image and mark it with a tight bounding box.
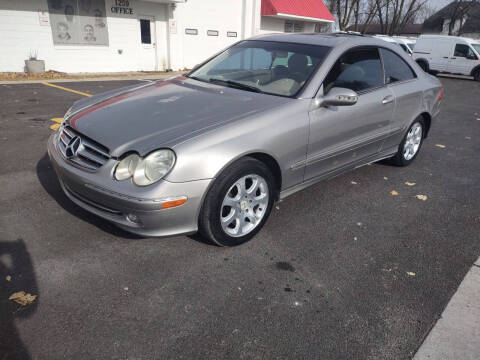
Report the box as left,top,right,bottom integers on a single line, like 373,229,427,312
305,47,395,181
447,43,479,75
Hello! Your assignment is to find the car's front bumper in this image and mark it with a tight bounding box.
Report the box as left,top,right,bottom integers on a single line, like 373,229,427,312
47,131,212,237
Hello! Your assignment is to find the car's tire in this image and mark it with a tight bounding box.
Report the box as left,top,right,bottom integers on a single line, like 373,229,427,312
474,69,480,82
198,157,276,246
389,117,425,167
416,60,429,73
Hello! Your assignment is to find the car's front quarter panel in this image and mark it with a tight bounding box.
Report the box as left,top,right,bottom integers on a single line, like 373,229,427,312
165,99,311,191
47,130,211,237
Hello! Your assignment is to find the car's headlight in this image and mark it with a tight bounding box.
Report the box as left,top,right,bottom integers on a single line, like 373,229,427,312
114,149,176,186
115,153,140,181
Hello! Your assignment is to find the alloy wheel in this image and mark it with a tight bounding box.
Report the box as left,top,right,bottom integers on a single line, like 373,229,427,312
220,174,269,237
403,122,423,161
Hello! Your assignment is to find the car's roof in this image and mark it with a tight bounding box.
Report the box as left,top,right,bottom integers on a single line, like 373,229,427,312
418,34,479,43
249,32,392,48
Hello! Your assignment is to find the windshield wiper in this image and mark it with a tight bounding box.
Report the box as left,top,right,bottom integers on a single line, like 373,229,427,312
186,75,206,82
208,78,263,93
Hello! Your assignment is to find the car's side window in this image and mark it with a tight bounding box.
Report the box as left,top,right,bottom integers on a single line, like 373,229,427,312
399,43,409,53
380,48,416,84
323,48,384,94
454,44,471,58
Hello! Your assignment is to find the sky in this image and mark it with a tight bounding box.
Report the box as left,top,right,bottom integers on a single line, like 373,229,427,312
428,0,454,11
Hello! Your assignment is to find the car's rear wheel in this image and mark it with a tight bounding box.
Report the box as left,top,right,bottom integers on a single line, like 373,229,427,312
389,118,425,167
199,157,275,246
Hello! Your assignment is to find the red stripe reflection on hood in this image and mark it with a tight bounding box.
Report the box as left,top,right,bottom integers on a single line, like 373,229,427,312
69,81,172,128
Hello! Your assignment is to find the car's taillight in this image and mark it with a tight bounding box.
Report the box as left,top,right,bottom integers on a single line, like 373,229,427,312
439,87,444,101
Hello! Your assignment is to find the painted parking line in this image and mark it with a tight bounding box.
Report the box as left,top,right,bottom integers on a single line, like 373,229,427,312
42,81,92,97
50,118,62,131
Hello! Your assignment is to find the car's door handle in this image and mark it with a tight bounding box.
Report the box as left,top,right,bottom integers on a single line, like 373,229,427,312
382,95,394,105
443,56,449,59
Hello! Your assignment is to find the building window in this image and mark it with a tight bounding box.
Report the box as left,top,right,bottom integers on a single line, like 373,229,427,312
294,22,304,32
207,30,219,36
314,23,330,33
227,31,237,37
285,21,304,33
185,28,198,35
140,19,151,44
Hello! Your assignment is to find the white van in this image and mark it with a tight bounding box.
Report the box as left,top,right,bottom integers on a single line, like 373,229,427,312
373,35,417,56
393,37,417,55
413,35,480,81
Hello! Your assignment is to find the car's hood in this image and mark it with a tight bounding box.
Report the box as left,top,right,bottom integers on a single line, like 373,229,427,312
66,77,290,157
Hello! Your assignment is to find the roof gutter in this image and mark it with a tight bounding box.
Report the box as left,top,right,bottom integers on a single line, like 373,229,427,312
267,13,334,23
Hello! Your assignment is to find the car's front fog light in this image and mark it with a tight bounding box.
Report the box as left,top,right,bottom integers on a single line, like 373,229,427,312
126,213,142,224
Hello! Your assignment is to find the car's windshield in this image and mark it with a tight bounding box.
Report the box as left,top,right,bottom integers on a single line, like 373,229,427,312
472,44,480,55
406,42,415,51
187,40,331,97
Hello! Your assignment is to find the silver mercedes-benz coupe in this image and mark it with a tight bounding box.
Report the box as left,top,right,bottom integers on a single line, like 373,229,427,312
47,33,443,246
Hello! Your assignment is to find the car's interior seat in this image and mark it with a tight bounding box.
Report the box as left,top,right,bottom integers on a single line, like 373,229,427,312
287,54,310,83
272,65,289,81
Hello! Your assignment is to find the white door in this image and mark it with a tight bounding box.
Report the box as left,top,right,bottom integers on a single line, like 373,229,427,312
139,16,157,71
430,39,453,72
447,43,480,75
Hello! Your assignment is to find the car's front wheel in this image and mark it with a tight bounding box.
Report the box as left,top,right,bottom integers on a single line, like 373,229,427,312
199,157,275,246
474,69,480,82
389,118,425,166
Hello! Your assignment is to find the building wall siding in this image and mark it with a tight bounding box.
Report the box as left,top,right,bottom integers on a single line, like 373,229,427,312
259,16,319,35
0,0,331,73
168,0,257,70
0,0,170,73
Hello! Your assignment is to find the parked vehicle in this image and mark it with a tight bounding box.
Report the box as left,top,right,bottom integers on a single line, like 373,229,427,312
413,35,480,80
47,33,443,246
373,35,416,55
394,36,417,54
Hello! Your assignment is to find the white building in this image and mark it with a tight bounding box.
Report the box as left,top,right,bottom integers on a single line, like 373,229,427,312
0,0,334,73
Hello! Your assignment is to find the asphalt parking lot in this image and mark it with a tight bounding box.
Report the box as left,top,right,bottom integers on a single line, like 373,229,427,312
1,76,479,360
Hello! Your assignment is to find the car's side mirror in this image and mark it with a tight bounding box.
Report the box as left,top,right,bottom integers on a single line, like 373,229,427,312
316,87,359,108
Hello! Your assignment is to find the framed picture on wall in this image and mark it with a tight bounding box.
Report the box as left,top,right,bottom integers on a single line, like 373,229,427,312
47,0,109,45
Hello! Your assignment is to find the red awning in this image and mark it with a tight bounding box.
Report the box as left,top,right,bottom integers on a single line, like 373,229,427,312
261,0,335,22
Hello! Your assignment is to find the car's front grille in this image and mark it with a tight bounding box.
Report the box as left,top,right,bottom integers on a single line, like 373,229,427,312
58,126,111,170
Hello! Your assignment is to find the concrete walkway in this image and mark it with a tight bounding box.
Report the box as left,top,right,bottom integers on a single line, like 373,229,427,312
414,257,480,360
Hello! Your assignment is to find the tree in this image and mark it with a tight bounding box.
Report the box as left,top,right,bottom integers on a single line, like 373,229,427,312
447,0,478,35
327,0,360,31
374,0,429,35
327,0,380,31
327,0,431,35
